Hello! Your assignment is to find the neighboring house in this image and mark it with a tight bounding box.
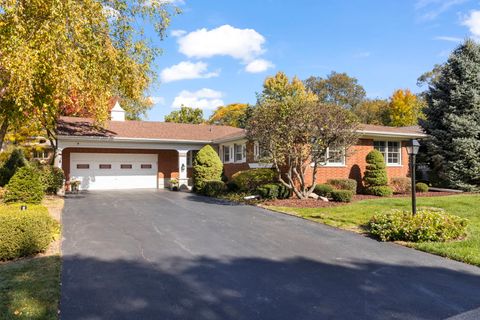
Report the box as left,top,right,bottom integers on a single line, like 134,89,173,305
56,102,426,190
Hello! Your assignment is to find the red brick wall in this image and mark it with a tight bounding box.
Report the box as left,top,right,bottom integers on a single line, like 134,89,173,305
302,139,410,189
220,139,411,188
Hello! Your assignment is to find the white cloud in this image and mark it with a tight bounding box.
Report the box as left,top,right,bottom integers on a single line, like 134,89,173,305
462,10,480,40
160,61,220,83
171,29,187,37
148,96,166,105
177,25,266,62
415,0,467,20
245,59,274,73
434,36,463,42
172,88,224,110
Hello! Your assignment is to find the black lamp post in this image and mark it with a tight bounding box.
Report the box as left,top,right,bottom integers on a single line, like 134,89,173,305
406,139,421,215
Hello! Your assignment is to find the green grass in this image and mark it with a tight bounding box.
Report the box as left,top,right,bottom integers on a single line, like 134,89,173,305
0,201,62,319
268,194,480,266
0,256,61,320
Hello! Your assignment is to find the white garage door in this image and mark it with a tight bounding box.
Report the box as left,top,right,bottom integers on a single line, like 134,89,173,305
70,153,158,190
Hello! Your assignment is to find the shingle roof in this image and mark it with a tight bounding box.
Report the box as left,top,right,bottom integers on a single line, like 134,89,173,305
57,116,426,142
57,117,245,142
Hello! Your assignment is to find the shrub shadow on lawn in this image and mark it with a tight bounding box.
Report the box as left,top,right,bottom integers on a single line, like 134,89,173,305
60,254,480,320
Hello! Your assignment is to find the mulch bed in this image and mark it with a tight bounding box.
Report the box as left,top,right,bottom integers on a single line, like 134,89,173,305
263,191,463,208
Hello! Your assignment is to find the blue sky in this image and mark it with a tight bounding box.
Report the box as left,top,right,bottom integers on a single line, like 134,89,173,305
145,0,479,121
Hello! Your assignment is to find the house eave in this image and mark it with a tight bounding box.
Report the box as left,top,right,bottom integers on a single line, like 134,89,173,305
357,130,427,139
56,135,213,144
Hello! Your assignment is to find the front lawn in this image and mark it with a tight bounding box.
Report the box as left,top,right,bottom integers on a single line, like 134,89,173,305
267,194,480,266
0,256,61,320
0,198,63,319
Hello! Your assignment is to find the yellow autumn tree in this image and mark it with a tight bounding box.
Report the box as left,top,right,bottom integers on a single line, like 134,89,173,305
386,89,423,127
208,103,250,128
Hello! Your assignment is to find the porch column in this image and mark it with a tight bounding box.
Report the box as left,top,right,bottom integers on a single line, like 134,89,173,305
54,148,63,169
177,149,189,190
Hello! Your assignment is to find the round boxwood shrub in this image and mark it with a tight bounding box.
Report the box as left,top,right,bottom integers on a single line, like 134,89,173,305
416,182,429,193
201,180,226,197
314,183,334,197
367,186,393,197
327,179,357,194
193,145,223,193
4,167,45,204
368,208,467,242
364,150,393,197
257,183,291,200
231,168,277,191
330,190,353,203
0,206,59,260
390,177,411,194
40,166,65,194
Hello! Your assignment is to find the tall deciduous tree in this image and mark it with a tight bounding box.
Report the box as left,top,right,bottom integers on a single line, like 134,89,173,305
304,72,366,109
247,72,358,199
164,106,204,124
421,39,480,191
0,0,179,148
385,89,423,127
208,103,251,128
352,99,389,125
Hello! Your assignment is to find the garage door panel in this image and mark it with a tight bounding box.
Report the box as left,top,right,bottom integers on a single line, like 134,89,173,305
70,153,158,190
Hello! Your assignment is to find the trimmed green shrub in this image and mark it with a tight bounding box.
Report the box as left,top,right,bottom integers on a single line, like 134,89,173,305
40,166,65,194
390,177,411,194
0,148,27,187
201,180,226,197
193,145,223,192
367,186,393,197
368,209,467,242
0,206,59,260
277,183,291,199
231,168,276,191
4,167,45,204
257,183,291,200
257,183,279,199
331,190,353,203
327,179,357,194
314,184,334,197
364,150,392,196
416,182,429,193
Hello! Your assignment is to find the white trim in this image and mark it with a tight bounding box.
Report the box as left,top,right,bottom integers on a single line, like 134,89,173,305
359,130,427,138
58,137,205,151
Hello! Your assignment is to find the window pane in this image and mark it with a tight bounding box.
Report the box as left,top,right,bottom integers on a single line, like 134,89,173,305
99,164,111,169
374,141,386,160
223,146,230,162
120,164,132,169
327,148,344,164
141,164,152,169
76,164,89,169
387,141,401,164
234,144,243,161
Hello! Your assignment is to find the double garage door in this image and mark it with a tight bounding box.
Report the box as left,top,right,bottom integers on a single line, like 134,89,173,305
70,153,158,190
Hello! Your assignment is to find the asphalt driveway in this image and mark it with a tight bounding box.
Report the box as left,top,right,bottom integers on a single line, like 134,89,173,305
61,190,480,320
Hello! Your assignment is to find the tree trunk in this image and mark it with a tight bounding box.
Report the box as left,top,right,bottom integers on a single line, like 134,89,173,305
0,118,9,150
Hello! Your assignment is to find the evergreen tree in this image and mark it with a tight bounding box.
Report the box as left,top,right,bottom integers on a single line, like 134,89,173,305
421,39,480,191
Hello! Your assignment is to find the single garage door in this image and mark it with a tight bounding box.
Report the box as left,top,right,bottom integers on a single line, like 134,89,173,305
70,153,158,190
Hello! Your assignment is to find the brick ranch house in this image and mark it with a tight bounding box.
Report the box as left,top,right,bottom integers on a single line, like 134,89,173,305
55,102,426,191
